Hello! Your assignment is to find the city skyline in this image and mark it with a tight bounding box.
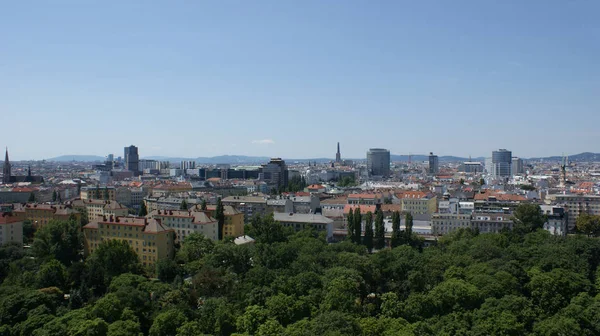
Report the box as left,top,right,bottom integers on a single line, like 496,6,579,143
2,1,599,160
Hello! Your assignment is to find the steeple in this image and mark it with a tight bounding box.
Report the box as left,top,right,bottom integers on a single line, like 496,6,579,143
335,142,341,163
2,147,11,184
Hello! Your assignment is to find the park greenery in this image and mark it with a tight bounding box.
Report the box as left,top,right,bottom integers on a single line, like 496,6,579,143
1,205,600,335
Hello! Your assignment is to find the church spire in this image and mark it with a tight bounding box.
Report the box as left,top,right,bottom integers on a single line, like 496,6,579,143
3,147,11,184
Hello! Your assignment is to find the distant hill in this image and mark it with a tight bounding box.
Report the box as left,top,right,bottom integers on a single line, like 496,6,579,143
47,155,105,162
46,152,600,164
528,152,600,162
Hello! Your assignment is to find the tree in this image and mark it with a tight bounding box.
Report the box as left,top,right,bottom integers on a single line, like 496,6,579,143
513,203,546,234
156,258,180,283
246,213,288,244
201,199,207,211
480,178,485,186
347,209,355,243
405,212,414,240
107,320,143,336
374,209,385,250
96,185,101,199
37,259,68,289
576,213,600,237
180,200,188,210
52,190,57,202
103,187,110,200
177,233,215,263
32,218,82,265
86,239,142,291
138,201,147,217
391,211,401,248
22,219,34,243
149,310,188,336
28,192,35,202
363,211,374,252
215,198,225,240
353,208,362,244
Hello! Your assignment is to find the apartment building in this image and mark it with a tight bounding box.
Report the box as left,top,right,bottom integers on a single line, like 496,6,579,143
0,209,24,245
273,212,334,240
80,186,116,201
431,213,472,235
395,191,437,215
471,212,513,234
73,199,128,222
22,203,80,228
149,209,218,241
222,196,269,222
550,194,600,232
83,216,174,267
202,205,245,238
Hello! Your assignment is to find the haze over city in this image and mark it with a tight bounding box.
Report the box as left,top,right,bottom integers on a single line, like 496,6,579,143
2,1,599,160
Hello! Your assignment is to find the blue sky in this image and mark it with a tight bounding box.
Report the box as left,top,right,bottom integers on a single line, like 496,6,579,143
1,1,598,160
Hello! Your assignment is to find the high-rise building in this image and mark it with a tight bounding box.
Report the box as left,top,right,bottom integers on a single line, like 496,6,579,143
428,152,439,175
491,149,512,179
512,157,524,175
367,148,390,177
261,158,288,189
180,161,196,170
335,142,341,163
124,145,139,173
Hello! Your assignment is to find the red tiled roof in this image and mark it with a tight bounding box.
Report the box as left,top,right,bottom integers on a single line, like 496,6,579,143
343,204,377,215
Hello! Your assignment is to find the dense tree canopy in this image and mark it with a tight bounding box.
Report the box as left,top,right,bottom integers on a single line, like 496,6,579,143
2,216,600,335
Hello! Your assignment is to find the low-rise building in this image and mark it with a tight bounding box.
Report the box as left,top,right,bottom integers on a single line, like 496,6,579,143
274,212,334,239
540,205,568,236
398,193,437,215
149,209,218,241
83,216,175,268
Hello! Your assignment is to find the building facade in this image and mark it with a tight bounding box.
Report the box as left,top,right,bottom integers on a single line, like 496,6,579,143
367,148,390,177
432,213,472,235
73,199,129,222
150,209,218,241
204,205,245,238
124,145,139,173
428,152,439,175
81,186,116,201
261,158,288,190
22,204,80,229
0,209,24,245
551,194,600,232
273,212,334,240
512,157,524,175
83,216,175,268
491,149,512,179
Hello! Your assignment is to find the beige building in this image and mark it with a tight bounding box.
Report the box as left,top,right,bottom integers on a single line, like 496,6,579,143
80,186,116,201
83,216,174,268
150,209,218,241
73,199,129,222
204,205,245,238
0,208,24,245
22,203,81,229
399,194,437,215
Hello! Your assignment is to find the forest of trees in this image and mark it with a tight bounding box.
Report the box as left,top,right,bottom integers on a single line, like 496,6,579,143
1,211,600,335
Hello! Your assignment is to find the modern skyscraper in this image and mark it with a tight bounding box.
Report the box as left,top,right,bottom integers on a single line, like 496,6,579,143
512,157,524,176
124,145,139,173
491,149,512,179
428,152,439,175
2,148,11,184
261,158,288,190
367,148,390,177
335,142,341,163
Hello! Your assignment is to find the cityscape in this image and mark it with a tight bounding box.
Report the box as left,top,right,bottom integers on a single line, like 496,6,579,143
2,1,600,335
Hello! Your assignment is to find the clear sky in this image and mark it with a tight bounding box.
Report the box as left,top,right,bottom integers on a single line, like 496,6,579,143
1,1,598,160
